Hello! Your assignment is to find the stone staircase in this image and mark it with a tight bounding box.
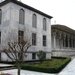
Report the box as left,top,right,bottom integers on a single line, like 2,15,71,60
0,65,16,71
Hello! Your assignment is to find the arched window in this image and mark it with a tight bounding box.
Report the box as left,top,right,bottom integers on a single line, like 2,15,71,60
32,14,37,28
43,18,46,31
19,9,25,24
0,9,2,24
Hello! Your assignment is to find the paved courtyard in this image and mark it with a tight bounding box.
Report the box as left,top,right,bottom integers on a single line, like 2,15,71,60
1,69,56,75
0,58,75,75
58,58,75,75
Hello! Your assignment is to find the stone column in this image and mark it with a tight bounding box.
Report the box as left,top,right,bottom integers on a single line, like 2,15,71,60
71,35,73,48
59,32,62,50
53,32,56,50
68,34,70,49
73,36,74,48
63,33,66,48
74,36,75,48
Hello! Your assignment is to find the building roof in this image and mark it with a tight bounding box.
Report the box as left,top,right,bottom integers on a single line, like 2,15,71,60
51,24,75,35
0,0,53,19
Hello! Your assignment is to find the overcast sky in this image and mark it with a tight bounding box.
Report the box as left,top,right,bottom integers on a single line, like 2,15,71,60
20,0,75,30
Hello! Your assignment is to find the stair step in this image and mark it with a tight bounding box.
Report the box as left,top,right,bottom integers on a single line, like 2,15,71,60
0,66,16,71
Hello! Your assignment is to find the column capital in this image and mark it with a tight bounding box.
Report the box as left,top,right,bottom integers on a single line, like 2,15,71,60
71,35,73,39
52,29,57,36
67,34,70,39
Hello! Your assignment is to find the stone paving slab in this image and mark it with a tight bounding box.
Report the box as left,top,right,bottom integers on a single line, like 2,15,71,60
1,69,56,75
58,58,75,75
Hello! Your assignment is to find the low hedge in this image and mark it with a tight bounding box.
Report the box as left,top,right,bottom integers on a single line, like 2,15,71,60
22,64,58,73
51,57,71,73
22,58,71,73
21,58,71,73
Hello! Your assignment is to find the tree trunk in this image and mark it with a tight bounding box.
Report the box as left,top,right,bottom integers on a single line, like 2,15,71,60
18,64,21,75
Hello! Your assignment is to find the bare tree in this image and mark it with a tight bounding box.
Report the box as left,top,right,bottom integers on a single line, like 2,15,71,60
2,28,31,75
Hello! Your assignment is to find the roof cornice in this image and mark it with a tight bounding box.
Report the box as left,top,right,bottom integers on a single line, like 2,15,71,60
0,0,53,19
51,24,75,35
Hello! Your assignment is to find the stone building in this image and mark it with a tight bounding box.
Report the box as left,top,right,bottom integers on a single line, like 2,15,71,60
0,0,52,61
51,24,75,57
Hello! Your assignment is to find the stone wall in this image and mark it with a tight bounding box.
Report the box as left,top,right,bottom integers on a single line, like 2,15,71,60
0,2,51,61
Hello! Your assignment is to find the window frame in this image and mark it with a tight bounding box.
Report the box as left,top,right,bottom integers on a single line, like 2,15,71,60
0,53,1,61
0,9,2,24
43,35,47,46
43,18,46,31
0,31,1,44
32,33,36,45
19,9,25,25
18,30,24,43
32,14,37,28
32,53,36,59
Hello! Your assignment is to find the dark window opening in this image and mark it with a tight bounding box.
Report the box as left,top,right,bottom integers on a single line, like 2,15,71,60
32,53,36,59
0,53,1,61
0,9,2,24
0,32,1,44
43,35,46,46
18,30,24,43
32,33,36,45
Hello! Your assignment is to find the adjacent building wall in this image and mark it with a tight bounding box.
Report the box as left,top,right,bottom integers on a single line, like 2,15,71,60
51,25,75,57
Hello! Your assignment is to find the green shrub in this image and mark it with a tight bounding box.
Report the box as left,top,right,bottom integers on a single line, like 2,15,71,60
37,50,46,63
21,57,71,73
